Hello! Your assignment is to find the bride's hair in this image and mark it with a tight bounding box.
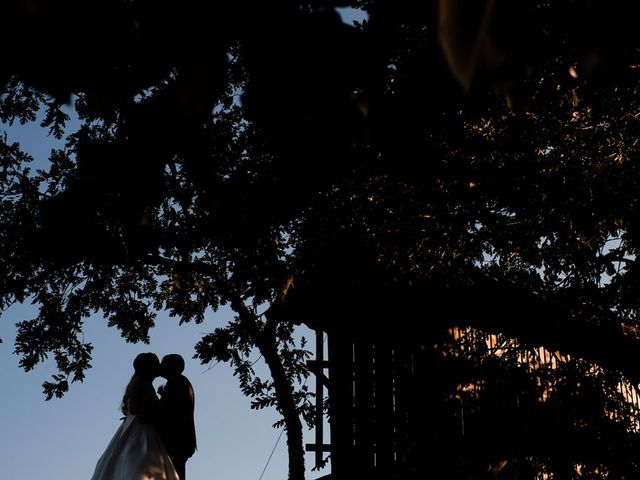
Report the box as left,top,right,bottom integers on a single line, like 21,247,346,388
121,389,130,415
121,352,160,415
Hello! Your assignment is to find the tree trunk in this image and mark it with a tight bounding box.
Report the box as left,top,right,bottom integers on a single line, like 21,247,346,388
258,333,306,480
231,295,306,480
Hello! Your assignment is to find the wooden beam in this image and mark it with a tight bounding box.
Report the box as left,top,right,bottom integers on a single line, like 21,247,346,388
314,329,325,468
305,443,332,452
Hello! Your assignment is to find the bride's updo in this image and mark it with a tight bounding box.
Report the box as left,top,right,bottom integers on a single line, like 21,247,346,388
133,352,161,380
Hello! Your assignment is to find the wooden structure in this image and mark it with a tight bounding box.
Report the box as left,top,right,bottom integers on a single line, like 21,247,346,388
305,325,640,479
306,329,451,479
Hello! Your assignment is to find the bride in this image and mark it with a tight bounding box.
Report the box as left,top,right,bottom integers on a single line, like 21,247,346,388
91,352,180,480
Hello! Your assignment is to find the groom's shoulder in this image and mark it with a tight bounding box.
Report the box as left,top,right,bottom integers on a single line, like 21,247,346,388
170,374,192,389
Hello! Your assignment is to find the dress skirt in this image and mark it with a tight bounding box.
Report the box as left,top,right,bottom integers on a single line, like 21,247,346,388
91,415,180,480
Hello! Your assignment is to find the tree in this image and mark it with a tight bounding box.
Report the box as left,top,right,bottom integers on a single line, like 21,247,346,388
4,0,640,478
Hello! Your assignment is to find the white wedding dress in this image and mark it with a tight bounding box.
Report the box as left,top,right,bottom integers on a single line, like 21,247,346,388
90,415,180,480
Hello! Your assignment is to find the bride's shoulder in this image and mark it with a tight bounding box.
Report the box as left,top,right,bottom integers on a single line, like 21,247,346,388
125,377,158,415
127,377,156,396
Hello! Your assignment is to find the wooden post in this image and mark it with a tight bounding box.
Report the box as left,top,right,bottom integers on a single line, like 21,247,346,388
373,342,394,474
305,329,331,470
354,341,375,472
392,345,412,471
328,334,355,476
314,330,324,468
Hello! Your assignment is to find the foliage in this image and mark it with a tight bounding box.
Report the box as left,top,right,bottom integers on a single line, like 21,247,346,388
4,0,640,477
195,318,315,429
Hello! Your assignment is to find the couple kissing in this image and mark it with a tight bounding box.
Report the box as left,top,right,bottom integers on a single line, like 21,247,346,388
91,353,197,480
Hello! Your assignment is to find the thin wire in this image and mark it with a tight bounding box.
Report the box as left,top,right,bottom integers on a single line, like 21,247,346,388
201,360,220,374
258,427,285,480
250,354,264,367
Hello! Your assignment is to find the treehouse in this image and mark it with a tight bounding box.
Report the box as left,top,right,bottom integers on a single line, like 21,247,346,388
304,324,640,479
276,272,640,479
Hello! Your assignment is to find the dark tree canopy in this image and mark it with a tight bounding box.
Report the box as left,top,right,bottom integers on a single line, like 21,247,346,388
4,1,640,478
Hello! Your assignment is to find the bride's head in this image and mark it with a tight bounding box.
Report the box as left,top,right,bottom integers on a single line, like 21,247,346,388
133,352,160,381
121,352,160,415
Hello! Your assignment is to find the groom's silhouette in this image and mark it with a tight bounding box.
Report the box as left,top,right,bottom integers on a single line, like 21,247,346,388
158,354,197,480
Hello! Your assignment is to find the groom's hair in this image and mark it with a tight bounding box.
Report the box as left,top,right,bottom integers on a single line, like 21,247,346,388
161,354,185,374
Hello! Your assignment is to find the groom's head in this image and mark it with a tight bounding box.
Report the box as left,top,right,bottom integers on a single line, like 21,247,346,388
160,354,185,379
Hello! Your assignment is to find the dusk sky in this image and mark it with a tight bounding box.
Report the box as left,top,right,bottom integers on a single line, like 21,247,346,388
0,8,365,479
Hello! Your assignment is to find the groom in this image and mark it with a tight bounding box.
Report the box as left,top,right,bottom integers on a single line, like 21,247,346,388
157,354,197,480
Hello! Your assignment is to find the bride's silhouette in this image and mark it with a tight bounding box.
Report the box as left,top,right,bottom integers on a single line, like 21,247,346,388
90,353,180,480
